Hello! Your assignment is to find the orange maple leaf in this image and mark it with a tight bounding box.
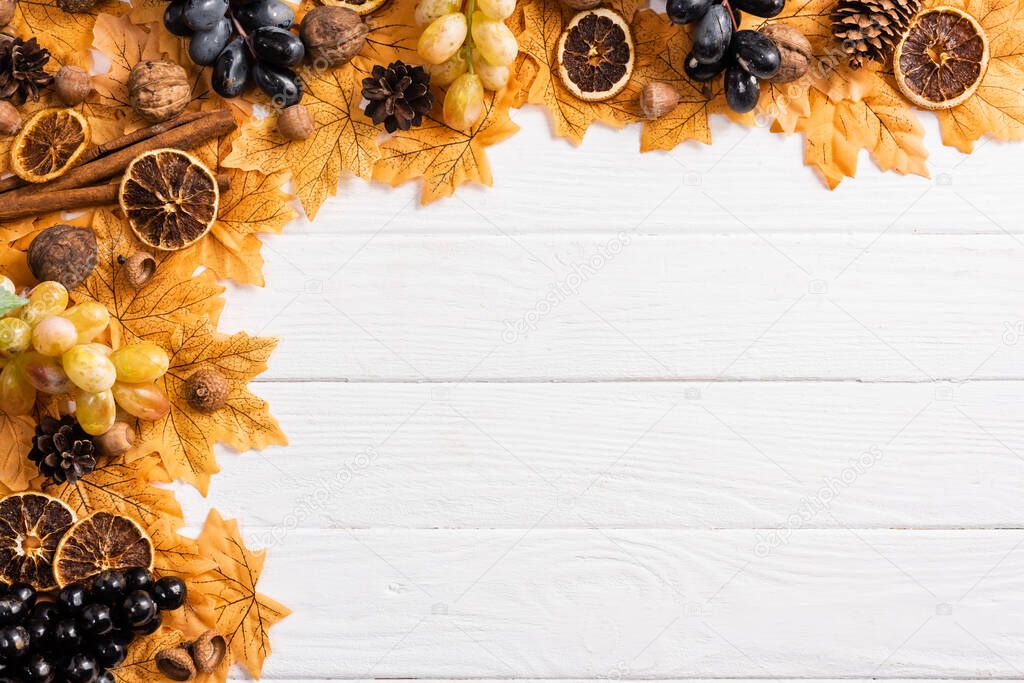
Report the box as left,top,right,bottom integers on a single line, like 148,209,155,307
10,0,128,70
0,414,35,493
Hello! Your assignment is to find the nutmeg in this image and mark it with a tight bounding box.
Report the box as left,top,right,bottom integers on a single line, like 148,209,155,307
278,104,313,140
56,0,97,12
155,646,196,681
639,81,680,120
0,100,20,136
27,225,97,290
128,60,191,123
182,368,228,413
0,0,16,27
94,421,136,458
190,629,227,673
300,6,368,67
120,251,157,288
55,66,92,105
559,0,602,8
760,24,811,83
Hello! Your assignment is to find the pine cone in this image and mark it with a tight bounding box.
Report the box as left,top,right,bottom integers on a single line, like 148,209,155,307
361,61,434,133
28,415,97,485
0,35,54,104
831,0,921,68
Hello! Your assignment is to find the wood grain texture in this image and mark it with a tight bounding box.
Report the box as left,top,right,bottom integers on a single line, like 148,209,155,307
224,232,1024,382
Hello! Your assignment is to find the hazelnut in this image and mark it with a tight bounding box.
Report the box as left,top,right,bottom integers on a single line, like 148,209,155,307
0,100,20,136
27,225,97,290
0,0,15,27
94,421,136,458
760,24,811,83
183,368,229,413
300,6,368,67
190,629,227,673
56,0,97,12
278,104,313,140
639,81,680,120
559,0,602,8
120,251,157,288
155,646,196,681
55,66,92,106
128,60,191,123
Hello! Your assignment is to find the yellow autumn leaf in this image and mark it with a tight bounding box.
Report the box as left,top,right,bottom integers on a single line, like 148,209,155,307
195,509,291,678
224,63,380,219
351,0,422,74
76,209,225,348
0,414,36,493
136,317,286,494
10,0,127,69
930,0,1024,152
111,626,187,683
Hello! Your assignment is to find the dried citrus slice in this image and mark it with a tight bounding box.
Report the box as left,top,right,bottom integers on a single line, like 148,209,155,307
556,8,635,102
894,6,989,110
10,108,90,183
0,493,76,590
320,0,388,14
118,148,220,251
53,511,154,586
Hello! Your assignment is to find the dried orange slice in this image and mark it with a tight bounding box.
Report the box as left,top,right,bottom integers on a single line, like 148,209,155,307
118,148,220,251
0,493,76,590
557,8,635,102
53,511,154,586
320,0,388,14
10,108,90,183
894,6,989,110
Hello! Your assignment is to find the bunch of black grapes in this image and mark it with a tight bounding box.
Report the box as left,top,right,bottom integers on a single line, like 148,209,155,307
0,569,186,682
667,0,784,113
164,0,306,106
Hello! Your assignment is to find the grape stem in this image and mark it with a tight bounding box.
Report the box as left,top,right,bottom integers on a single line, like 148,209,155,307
721,0,739,31
464,0,476,74
228,9,258,60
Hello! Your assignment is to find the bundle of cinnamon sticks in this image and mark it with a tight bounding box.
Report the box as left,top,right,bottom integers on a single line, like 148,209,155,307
0,110,238,222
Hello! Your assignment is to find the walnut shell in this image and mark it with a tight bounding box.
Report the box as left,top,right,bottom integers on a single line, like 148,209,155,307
128,60,191,123
300,6,368,67
27,225,97,290
0,0,16,27
760,24,812,83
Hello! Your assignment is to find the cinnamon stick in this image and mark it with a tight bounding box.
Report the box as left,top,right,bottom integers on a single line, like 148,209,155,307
0,111,209,195
0,109,236,201
0,174,231,222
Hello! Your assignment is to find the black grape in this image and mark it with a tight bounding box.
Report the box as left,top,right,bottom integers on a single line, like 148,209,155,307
189,16,233,66
183,0,229,31
731,0,785,16
252,26,305,66
666,0,712,24
252,63,303,107
234,0,294,31
724,63,760,113
212,37,253,97
692,4,733,64
163,1,194,36
684,50,727,81
730,30,780,79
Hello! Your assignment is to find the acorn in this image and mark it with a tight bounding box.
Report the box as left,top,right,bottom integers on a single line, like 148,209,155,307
278,104,313,140
0,100,21,136
155,646,196,681
120,251,157,288
182,368,228,413
93,421,136,458
27,225,97,290
639,81,681,120
190,630,227,673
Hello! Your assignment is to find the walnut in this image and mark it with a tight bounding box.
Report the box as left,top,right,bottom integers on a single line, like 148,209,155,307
27,225,97,290
300,6,368,67
760,24,812,83
128,60,191,123
55,66,92,106
278,104,313,140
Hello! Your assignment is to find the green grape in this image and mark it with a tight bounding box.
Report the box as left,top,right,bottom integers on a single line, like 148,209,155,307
61,302,111,343
76,388,117,436
477,0,515,20
443,72,485,130
62,344,118,393
0,318,32,356
81,342,114,357
473,51,510,90
425,52,468,87
112,381,171,421
31,316,78,357
111,342,170,384
0,360,35,416
416,0,462,25
20,281,69,326
21,352,75,394
417,12,468,65
471,12,518,66
0,275,14,295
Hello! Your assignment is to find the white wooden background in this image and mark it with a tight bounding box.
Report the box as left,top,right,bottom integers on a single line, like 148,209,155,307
190,104,1024,681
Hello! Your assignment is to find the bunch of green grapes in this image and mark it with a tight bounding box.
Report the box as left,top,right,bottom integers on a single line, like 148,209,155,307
0,276,171,436
415,0,518,130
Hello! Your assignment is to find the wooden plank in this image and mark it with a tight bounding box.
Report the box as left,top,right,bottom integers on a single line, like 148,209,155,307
221,233,1024,381
234,529,1024,679
195,380,1024,530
